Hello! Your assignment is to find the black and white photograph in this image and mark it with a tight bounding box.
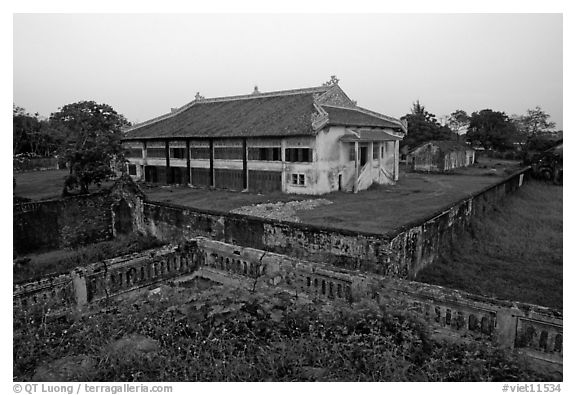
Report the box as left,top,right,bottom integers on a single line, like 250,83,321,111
10,6,566,390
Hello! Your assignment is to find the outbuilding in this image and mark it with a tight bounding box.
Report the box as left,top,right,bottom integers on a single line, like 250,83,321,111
406,140,475,172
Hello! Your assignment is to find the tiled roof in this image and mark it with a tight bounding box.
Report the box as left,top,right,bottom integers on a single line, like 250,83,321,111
122,85,405,140
322,105,404,130
410,140,473,153
340,128,402,142
123,87,328,140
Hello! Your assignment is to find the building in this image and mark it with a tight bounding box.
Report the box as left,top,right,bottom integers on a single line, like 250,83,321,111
406,140,475,172
122,82,406,195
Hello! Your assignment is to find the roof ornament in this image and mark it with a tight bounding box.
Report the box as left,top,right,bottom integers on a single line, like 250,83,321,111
195,92,205,100
252,85,260,94
322,75,340,87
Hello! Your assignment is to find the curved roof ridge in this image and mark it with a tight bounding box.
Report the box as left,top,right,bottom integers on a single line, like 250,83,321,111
125,85,330,133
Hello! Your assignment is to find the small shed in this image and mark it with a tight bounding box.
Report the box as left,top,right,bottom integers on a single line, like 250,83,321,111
407,140,475,172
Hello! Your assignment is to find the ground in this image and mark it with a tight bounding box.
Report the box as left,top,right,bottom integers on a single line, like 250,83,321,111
416,182,562,309
13,169,113,201
142,157,523,234
13,159,522,234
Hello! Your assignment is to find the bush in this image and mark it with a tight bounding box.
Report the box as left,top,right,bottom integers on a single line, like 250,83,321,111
13,286,556,382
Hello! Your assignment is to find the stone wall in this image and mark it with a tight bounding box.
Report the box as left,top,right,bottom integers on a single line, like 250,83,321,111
13,193,114,255
13,243,201,311
194,238,563,369
14,237,562,370
13,175,147,255
141,167,531,279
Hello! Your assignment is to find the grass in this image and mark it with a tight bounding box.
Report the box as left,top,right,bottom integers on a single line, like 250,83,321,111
13,285,556,382
13,170,114,201
415,181,562,309
144,168,516,234
13,234,165,285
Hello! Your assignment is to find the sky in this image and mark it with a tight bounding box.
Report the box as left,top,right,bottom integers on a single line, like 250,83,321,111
13,13,563,129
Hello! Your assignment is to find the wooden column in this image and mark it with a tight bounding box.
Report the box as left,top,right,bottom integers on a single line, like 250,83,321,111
378,142,383,182
185,139,191,185
394,140,399,181
142,140,148,182
242,138,248,190
165,140,170,185
209,139,215,188
353,141,359,193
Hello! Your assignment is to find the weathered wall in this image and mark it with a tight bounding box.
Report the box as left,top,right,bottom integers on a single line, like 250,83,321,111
141,167,531,279
194,238,563,369
13,243,200,311
13,175,147,255
13,194,114,255
16,237,561,370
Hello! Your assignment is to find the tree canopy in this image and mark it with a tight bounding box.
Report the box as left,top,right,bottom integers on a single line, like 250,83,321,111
49,101,130,195
400,101,455,149
466,109,518,151
446,110,470,135
514,106,556,137
13,105,64,157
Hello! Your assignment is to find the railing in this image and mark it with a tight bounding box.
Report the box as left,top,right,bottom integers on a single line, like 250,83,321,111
13,237,562,368
357,162,372,191
13,243,202,311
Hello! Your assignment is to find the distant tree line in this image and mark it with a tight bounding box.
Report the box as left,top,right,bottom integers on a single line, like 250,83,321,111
400,102,560,154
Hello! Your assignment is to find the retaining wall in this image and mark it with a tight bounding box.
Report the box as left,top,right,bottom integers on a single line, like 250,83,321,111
141,167,531,278
13,193,114,254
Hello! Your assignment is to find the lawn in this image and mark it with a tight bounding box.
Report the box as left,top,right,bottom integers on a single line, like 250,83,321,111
415,182,562,309
144,167,520,234
13,170,113,201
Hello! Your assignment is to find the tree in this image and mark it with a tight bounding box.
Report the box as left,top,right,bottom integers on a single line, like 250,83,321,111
516,106,556,137
13,105,65,157
49,101,130,195
400,101,455,149
466,109,517,151
447,110,470,135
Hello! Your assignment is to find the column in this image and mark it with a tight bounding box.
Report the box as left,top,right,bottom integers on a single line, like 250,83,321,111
185,139,191,185
209,138,215,188
242,138,248,190
394,140,399,181
165,140,170,185
353,141,359,193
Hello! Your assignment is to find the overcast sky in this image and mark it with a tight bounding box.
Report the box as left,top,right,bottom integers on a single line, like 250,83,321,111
13,13,563,129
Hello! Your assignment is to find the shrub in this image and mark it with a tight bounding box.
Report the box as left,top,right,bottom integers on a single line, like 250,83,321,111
13,285,556,382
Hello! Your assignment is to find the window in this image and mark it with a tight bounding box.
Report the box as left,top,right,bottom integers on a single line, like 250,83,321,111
214,147,243,160
146,148,165,158
170,148,186,159
285,148,312,163
373,144,379,160
128,164,137,176
290,173,305,186
248,147,281,161
349,145,356,161
190,147,211,159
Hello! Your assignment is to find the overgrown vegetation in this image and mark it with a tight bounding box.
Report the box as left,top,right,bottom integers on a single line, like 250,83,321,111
416,181,562,309
14,285,554,382
13,234,165,284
